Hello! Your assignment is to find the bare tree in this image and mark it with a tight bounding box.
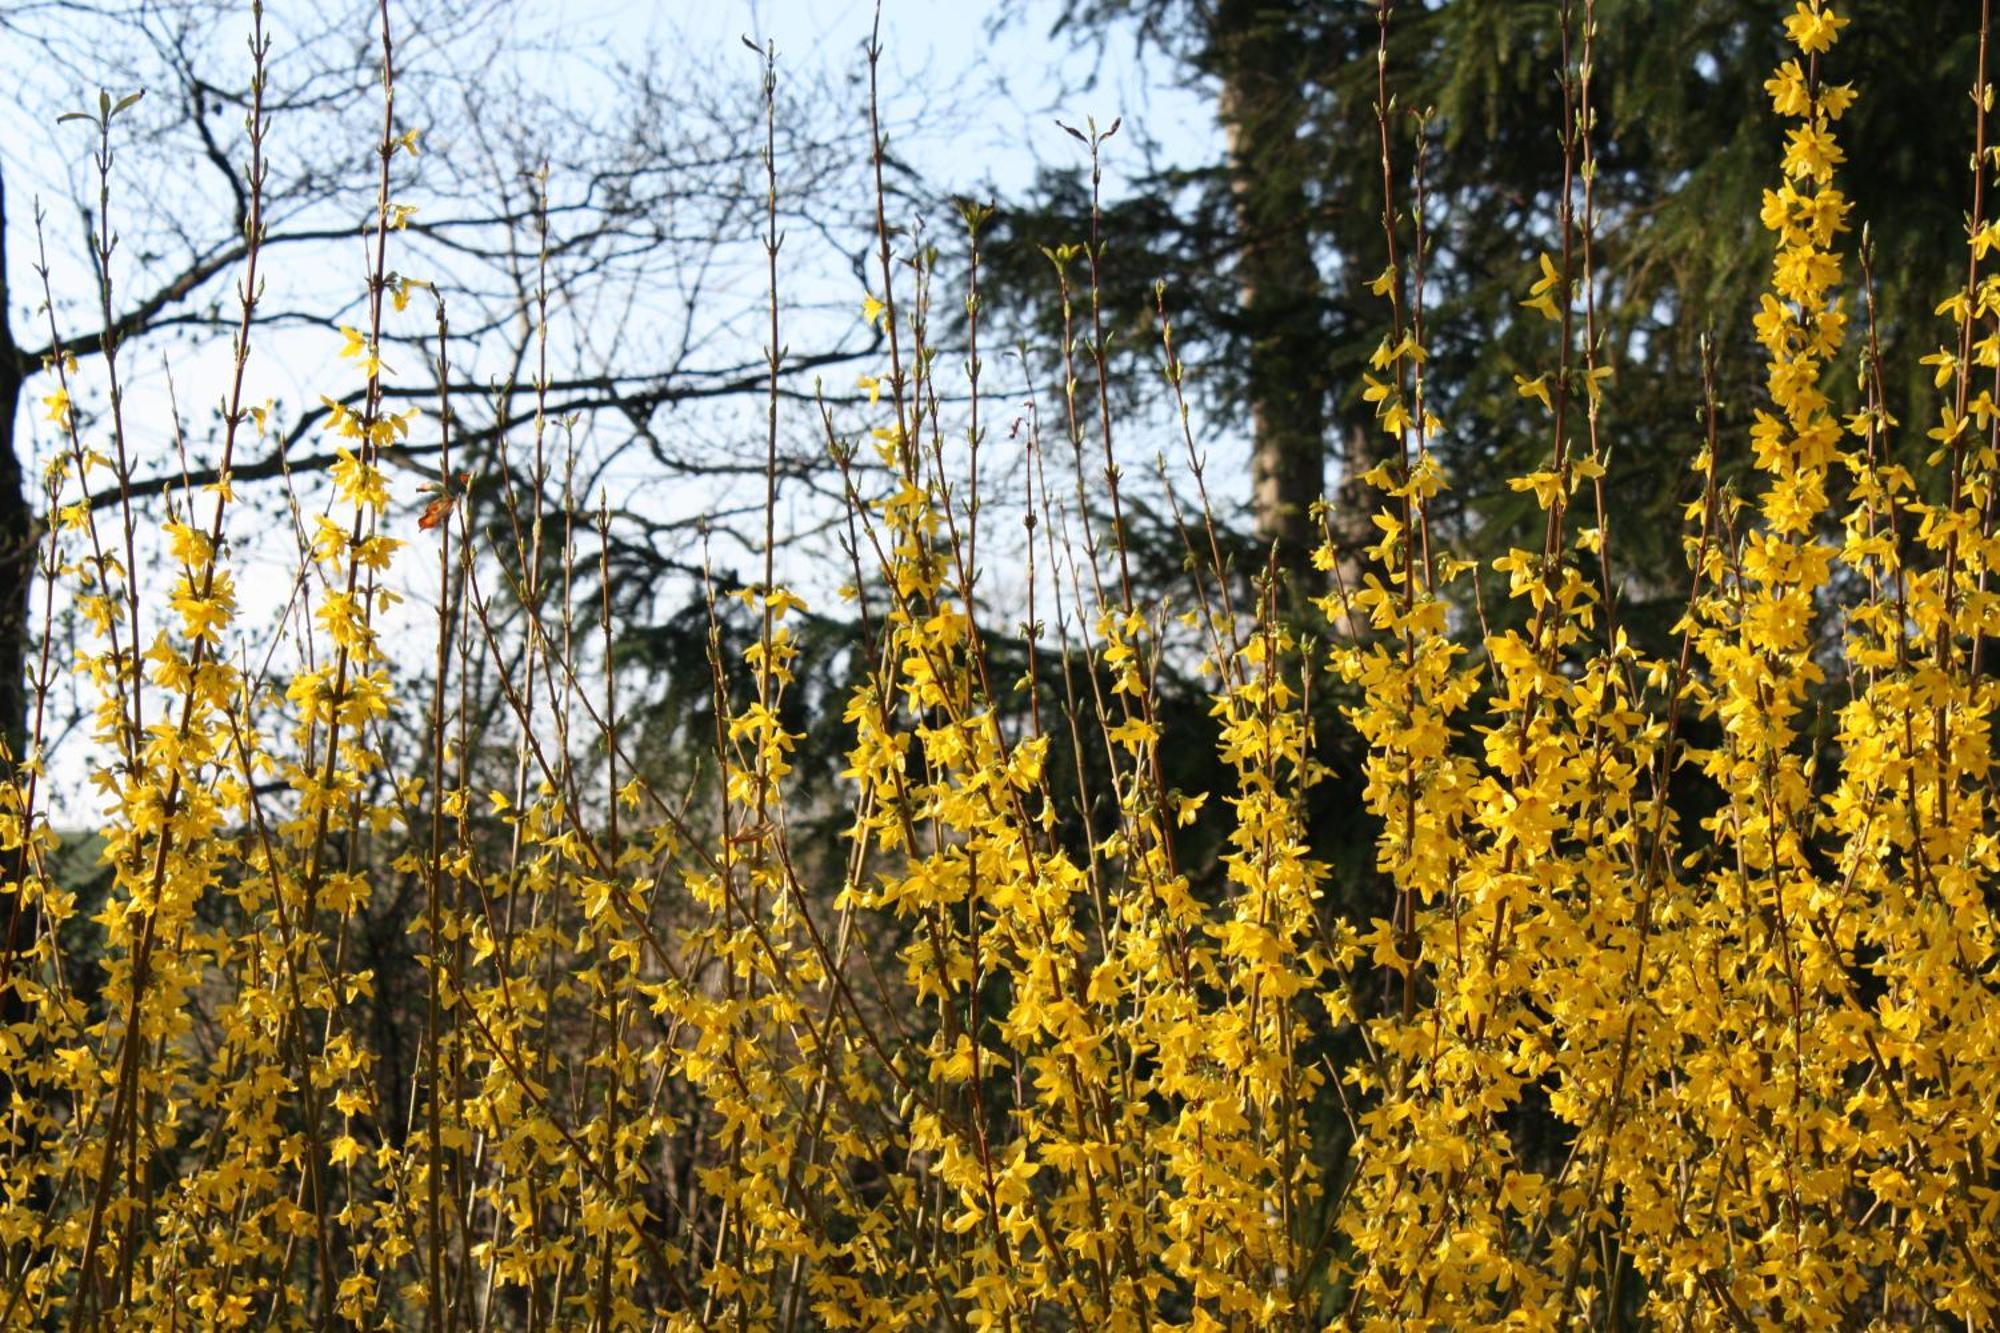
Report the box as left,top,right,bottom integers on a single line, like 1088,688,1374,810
1,0,891,753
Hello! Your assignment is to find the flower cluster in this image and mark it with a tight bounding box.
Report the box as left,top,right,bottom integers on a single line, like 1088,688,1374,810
9,2,2000,1329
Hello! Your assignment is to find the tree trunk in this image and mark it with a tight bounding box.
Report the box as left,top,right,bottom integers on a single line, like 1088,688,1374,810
1214,0,1330,588
0,164,37,1022
0,167,25,758
0,361,28,765
1329,415,1383,598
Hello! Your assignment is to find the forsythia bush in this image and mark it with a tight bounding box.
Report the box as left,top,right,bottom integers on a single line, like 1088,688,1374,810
4,0,2000,1327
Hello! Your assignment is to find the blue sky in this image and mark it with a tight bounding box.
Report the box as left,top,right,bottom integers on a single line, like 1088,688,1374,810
4,0,1236,813
570,0,1218,198
3,0,1234,565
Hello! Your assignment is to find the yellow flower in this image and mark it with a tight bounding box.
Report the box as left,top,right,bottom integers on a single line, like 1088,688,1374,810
1521,250,1564,321
1783,1,1849,55
42,387,72,429
1513,372,1552,411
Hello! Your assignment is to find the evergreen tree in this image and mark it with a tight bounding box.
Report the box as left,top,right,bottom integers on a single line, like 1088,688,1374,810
984,0,1976,643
